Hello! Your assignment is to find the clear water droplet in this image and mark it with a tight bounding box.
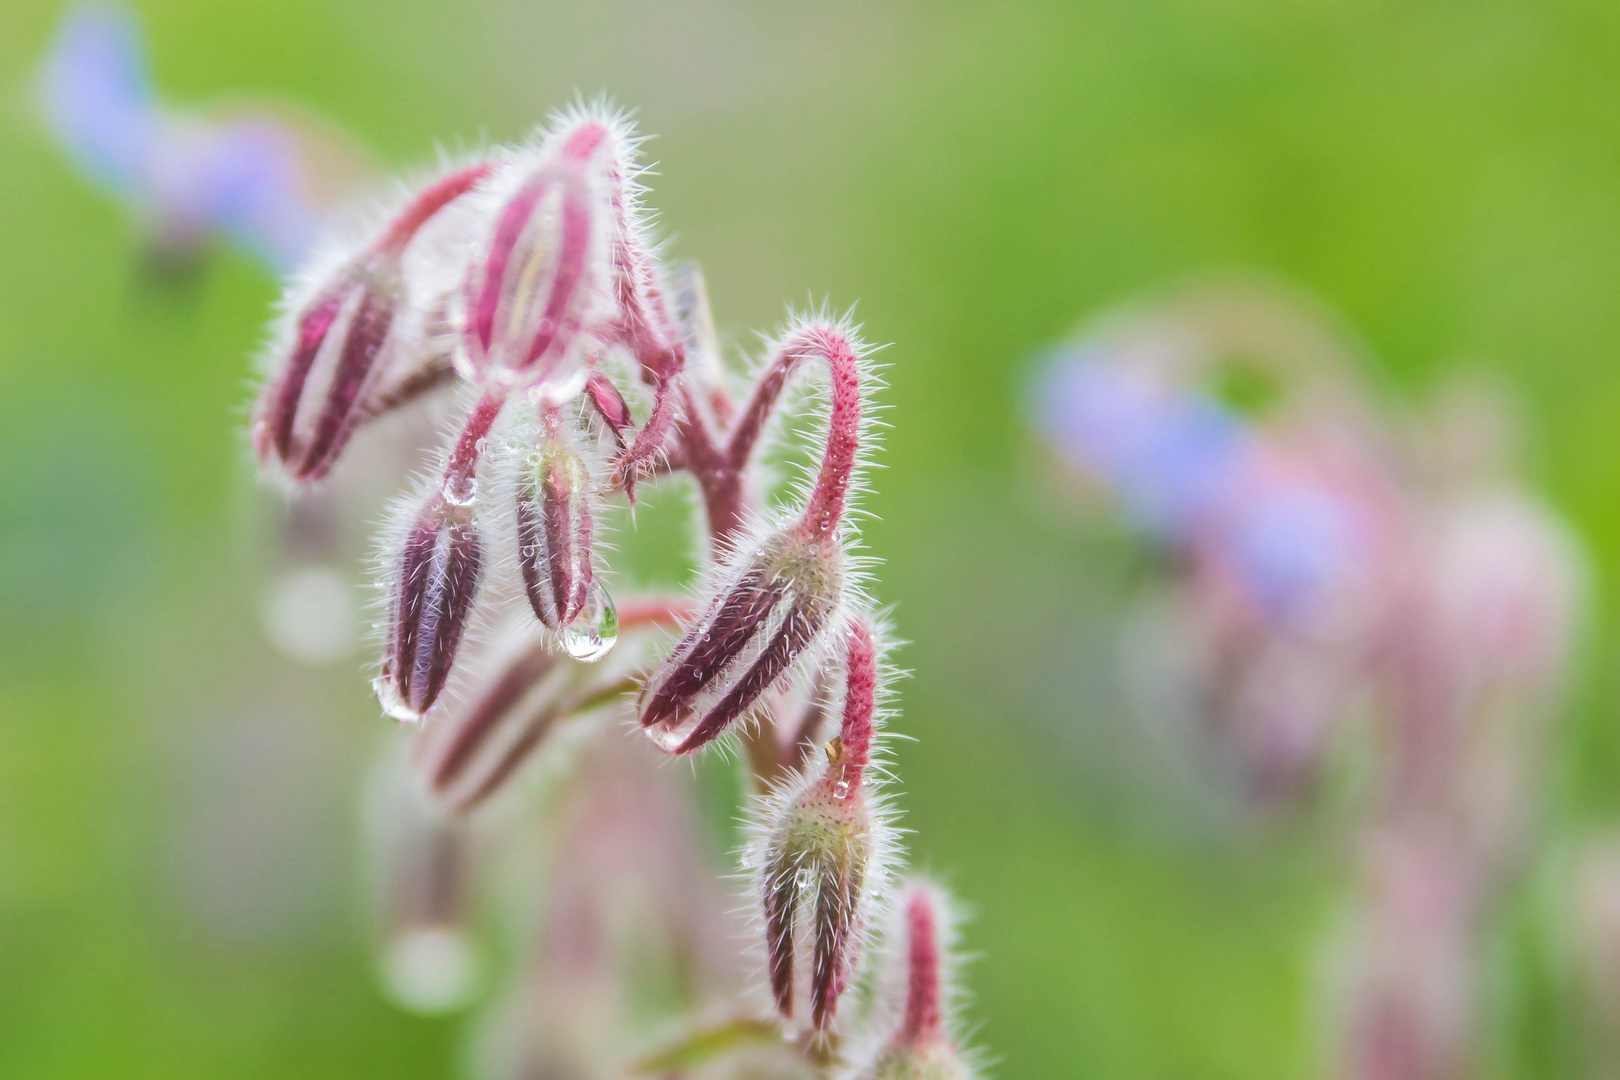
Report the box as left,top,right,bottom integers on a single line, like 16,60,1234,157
373,676,422,723
795,867,815,890
561,581,618,662
441,475,477,507
833,778,850,800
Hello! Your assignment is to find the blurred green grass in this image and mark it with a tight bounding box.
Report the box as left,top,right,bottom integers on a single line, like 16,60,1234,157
2,1,1620,1077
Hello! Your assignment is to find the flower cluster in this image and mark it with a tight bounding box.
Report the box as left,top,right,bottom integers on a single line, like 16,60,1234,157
251,105,980,1077
1032,280,1584,1080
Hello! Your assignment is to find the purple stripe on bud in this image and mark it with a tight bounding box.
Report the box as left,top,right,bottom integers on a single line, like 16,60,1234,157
516,440,595,630
639,528,843,755
378,494,483,720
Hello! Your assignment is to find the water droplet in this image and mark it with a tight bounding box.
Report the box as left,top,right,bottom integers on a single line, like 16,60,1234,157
833,779,850,800
373,676,422,723
441,475,477,507
381,927,478,1015
795,867,815,890
561,581,618,662
474,437,487,455
262,565,357,665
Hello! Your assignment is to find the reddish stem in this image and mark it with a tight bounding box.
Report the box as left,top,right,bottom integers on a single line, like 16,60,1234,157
375,161,496,257
834,619,877,793
898,887,945,1047
442,388,508,500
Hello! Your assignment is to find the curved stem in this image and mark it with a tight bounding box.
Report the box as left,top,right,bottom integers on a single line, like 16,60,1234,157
375,161,496,257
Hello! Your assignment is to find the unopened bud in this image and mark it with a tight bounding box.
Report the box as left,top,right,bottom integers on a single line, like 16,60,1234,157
254,259,404,482
376,493,483,721
457,118,622,394
517,432,597,631
756,620,887,1032
639,526,844,754
254,162,493,482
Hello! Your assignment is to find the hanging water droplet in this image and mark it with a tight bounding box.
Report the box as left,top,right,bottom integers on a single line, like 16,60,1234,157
373,676,422,723
474,437,487,455
795,867,815,890
832,778,850,800
441,475,477,507
561,581,618,662
381,927,478,1015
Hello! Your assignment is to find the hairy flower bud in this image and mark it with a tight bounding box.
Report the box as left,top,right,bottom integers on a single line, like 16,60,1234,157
457,118,622,394
517,431,597,631
254,162,492,482
755,621,889,1032
255,259,403,481
376,493,483,721
851,884,974,1080
639,526,844,754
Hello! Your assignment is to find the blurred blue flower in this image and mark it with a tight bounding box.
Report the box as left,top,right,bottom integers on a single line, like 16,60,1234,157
37,4,328,272
1033,348,1245,540
1033,347,1355,624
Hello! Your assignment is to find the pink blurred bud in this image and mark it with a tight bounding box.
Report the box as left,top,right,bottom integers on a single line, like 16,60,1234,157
852,882,974,1080
253,162,492,482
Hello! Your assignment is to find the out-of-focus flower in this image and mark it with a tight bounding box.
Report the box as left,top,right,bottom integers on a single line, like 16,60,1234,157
1032,285,1404,812
37,4,366,272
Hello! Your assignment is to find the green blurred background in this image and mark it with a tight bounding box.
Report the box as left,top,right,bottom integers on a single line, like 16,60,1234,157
3,1,1620,1076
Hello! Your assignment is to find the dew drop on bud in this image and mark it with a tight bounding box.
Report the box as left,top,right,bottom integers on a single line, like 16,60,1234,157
795,867,816,890
441,475,478,507
833,778,850,800
373,676,423,723
561,581,618,662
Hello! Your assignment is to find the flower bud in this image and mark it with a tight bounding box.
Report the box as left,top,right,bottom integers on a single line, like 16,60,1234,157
516,434,596,631
254,162,493,482
850,883,975,1080
376,493,483,721
254,258,405,482
412,629,564,812
457,118,622,393
639,526,844,755
756,621,889,1032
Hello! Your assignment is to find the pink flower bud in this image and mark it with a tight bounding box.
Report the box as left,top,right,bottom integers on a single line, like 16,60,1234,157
851,882,975,1080
639,525,844,755
516,426,596,631
253,162,493,482
754,621,891,1032
413,601,692,813
457,118,624,393
376,492,483,721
